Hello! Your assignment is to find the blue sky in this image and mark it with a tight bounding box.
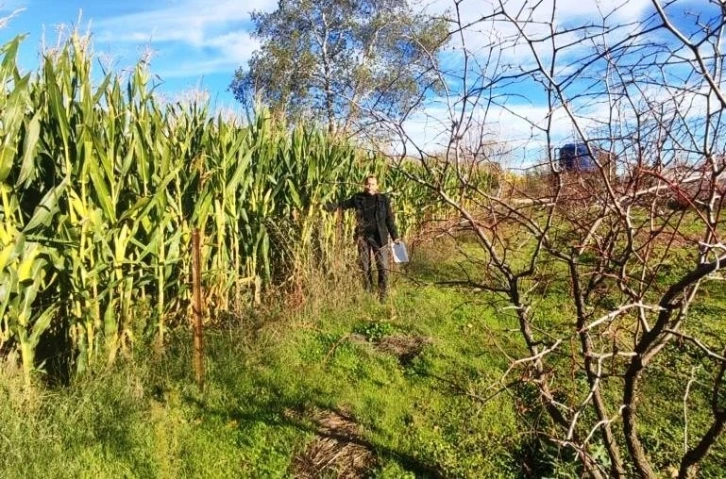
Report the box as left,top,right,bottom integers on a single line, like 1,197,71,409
1,0,717,162
1,0,277,112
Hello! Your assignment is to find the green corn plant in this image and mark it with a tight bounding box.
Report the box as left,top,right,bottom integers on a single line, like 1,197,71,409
0,30,437,383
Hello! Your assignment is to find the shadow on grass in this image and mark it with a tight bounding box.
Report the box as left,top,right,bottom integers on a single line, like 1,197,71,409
184,378,446,479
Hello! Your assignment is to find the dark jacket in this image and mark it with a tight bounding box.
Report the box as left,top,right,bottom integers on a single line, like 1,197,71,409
327,192,399,247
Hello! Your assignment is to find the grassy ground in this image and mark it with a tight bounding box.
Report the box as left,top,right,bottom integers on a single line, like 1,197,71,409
0,245,519,478
1,237,725,478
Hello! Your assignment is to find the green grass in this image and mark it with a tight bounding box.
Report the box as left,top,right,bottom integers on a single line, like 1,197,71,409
1,238,725,478
0,247,523,478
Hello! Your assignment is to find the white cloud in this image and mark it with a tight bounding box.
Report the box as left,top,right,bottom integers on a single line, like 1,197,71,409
0,0,27,12
422,0,651,26
93,0,275,74
87,0,722,165
95,0,276,43
424,0,654,71
389,0,673,163
204,31,261,64
395,68,725,169
92,0,655,88
395,97,604,166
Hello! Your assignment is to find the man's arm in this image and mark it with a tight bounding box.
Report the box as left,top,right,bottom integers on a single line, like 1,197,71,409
384,195,399,242
324,195,356,212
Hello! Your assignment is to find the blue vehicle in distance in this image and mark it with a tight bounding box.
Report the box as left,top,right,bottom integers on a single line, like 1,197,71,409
556,143,616,180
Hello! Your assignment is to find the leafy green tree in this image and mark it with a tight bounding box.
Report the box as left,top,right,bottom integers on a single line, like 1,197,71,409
231,0,449,137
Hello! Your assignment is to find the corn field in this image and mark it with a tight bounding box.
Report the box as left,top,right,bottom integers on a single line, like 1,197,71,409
0,32,463,385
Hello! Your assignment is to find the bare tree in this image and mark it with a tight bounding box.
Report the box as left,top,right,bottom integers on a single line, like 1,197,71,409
372,0,726,476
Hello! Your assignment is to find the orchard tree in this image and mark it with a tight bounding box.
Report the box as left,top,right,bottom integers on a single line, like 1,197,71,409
379,0,726,477
231,0,449,138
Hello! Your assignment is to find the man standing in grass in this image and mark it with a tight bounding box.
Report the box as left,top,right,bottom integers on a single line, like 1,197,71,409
326,175,401,302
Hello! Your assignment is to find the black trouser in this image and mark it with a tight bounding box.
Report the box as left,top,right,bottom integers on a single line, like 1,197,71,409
356,236,388,299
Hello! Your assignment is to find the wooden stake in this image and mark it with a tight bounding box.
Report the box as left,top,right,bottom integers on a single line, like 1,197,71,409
191,228,205,391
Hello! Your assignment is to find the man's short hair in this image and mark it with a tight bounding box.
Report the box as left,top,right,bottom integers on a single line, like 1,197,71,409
364,175,377,183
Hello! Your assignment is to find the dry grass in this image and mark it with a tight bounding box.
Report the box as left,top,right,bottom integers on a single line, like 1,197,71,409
289,408,377,479
349,333,432,365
